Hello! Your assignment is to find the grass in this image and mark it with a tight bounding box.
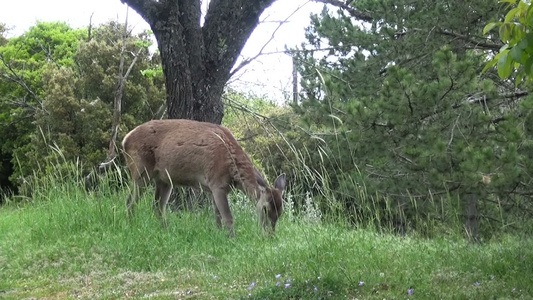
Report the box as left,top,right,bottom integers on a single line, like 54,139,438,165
0,173,532,299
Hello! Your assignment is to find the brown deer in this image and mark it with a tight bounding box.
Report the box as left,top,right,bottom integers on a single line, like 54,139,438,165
122,119,287,236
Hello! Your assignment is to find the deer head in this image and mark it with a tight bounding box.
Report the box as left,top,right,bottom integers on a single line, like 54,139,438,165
122,119,287,237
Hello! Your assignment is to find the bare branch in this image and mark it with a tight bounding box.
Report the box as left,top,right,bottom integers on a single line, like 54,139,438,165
0,53,43,110
230,1,309,77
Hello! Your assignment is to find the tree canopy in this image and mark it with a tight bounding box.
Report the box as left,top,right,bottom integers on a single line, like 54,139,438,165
0,21,164,194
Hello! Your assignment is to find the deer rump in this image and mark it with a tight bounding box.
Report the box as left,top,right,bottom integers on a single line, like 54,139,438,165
122,119,286,236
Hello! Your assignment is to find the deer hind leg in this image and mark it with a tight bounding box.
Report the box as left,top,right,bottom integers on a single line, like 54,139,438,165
126,167,149,217
154,180,172,227
212,193,222,229
212,188,234,237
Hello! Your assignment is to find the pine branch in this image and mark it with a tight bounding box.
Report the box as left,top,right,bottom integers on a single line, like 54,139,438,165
436,28,501,51
312,0,373,22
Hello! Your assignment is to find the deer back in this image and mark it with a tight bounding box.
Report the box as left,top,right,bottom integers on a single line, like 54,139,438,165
122,119,259,194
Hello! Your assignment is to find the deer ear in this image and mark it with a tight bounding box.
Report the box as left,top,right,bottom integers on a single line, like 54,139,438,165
254,168,268,187
274,174,287,192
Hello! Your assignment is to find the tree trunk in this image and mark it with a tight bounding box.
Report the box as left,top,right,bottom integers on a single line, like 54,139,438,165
464,193,479,241
121,0,277,124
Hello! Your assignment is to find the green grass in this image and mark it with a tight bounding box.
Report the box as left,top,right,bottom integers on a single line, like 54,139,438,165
1,176,532,299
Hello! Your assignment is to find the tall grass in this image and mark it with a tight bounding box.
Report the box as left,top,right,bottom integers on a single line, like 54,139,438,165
1,162,532,299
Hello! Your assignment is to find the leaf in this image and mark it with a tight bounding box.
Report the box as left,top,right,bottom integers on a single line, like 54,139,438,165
505,7,520,23
515,70,524,87
482,58,498,74
510,46,524,63
499,23,513,43
524,55,533,75
483,22,499,35
499,0,517,4
497,52,514,79
484,50,510,74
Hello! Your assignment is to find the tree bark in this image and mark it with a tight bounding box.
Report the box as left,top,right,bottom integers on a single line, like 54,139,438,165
121,0,277,124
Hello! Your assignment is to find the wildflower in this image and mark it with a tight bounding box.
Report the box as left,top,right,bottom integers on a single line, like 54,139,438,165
474,282,481,286
317,276,321,280
275,274,282,279
213,275,218,281
358,281,364,287
286,278,292,283
276,282,281,287
407,288,413,296
285,283,291,289
314,286,319,292
248,282,256,290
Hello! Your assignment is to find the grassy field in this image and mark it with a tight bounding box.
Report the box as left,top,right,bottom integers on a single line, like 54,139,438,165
0,175,532,299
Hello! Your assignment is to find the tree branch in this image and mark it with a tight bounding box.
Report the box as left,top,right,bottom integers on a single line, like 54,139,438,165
436,28,501,51
202,0,277,83
230,2,309,77
312,0,373,22
0,53,43,110
120,0,160,24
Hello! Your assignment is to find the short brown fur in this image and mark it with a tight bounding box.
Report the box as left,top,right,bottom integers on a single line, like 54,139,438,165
122,119,286,236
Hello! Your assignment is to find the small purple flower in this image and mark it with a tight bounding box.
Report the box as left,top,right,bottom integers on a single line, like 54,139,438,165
474,282,481,286
248,282,256,290
276,282,281,287
358,281,364,287
285,283,291,289
286,278,292,283
314,286,319,292
407,288,414,296
275,274,282,279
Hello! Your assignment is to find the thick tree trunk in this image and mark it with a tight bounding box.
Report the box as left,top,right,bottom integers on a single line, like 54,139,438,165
154,24,225,123
121,0,277,124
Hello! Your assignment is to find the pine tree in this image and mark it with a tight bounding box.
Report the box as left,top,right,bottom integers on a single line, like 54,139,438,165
293,0,532,237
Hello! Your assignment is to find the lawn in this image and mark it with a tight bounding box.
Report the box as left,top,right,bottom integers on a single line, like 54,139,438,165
0,179,531,299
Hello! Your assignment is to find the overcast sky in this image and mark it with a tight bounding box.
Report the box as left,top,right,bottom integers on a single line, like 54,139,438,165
0,0,324,102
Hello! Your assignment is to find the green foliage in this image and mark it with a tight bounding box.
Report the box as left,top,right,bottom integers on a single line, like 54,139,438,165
484,0,533,84
0,23,8,47
292,0,532,237
0,21,165,193
222,91,296,179
0,22,86,193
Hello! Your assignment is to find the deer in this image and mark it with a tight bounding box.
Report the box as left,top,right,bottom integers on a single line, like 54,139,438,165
121,119,287,237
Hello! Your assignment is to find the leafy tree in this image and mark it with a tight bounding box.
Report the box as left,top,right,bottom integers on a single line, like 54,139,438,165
484,0,533,84
0,22,165,192
121,0,279,124
0,22,86,192
292,0,532,237
0,23,7,46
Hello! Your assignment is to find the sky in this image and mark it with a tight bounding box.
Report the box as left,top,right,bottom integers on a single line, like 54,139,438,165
0,0,325,102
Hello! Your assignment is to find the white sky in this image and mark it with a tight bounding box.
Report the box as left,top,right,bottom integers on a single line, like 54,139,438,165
0,0,325,102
